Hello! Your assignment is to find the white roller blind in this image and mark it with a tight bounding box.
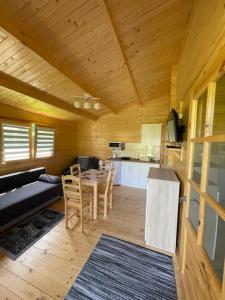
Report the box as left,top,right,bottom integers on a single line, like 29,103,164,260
2,123,30,162
35,126,55,158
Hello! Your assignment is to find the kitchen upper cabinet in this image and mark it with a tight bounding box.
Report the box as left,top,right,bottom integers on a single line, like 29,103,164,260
141,124,161,147
153,124,161,146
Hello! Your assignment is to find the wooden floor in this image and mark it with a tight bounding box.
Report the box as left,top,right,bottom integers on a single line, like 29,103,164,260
0,186,184,299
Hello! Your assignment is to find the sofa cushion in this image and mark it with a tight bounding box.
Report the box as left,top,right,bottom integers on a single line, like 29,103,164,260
39,174,61,184
0,181,62,227
22,167,46,185
0,167,45,194
0,172,25,194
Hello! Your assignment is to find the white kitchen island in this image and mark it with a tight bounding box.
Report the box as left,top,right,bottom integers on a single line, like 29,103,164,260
145,167,180,253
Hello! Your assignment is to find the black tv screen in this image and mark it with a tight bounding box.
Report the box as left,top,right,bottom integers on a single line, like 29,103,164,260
167,109,179,142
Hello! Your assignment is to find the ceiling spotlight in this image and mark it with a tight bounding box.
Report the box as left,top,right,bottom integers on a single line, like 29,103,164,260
74,98,81,108
94,102,101,110
74,94,101,110
83,101,91,109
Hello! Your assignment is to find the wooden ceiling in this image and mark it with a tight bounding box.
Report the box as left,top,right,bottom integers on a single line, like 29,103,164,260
0,0,193,122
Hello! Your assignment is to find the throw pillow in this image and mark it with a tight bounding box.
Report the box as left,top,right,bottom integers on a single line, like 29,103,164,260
39,174,61,184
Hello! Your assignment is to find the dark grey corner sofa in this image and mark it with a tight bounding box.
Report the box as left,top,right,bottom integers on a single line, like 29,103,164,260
62,156,99,175
0,167,62,233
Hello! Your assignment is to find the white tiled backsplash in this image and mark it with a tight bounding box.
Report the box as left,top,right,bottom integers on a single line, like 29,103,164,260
116,143,160,160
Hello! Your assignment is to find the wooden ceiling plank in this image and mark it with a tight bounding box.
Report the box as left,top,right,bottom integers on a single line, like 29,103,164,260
32,0,99,46
0,25,117,114
97,0,143,106
0,71,98,121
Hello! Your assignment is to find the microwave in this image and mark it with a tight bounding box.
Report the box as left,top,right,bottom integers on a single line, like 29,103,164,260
109,142,125,150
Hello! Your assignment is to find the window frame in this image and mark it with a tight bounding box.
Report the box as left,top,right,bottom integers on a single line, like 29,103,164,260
186,78,225,289
1,121,32,164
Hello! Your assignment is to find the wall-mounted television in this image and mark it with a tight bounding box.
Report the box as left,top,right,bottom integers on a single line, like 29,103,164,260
167,109,185,143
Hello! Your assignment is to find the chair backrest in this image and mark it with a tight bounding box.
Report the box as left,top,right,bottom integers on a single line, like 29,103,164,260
70,164,81,176
103,170,112,197
109,168,116,193
62,175,82,205
99,160,112,171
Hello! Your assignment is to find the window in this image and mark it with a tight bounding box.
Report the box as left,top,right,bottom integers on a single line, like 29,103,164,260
192,143,203,185
196,90,207,137
203,203,225,282
189,187,200,231
35,126,55,158
207,143,225,210
187,74,225,294
2,123,31,163
213,75,225,135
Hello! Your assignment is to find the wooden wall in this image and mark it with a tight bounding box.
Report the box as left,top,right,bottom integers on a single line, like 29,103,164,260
75,98,169,159
171,1,225,299
0,103,78,176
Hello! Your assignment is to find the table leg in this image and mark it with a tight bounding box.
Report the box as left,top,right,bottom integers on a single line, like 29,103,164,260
93,183,98,219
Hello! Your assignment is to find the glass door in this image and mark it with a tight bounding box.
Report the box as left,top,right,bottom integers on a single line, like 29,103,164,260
184,75,225,296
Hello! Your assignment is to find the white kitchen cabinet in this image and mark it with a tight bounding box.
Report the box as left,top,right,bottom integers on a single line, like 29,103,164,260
153,124,161,146
138,163,159,189
111,160,121,185
121,162,138,188
121,161,159,189
141,124,161,147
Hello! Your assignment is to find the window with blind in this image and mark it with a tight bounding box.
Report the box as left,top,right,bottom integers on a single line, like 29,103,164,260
2,123,31,163
35,126,55,158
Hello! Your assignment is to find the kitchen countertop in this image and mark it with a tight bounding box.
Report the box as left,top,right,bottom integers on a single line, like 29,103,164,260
108,158,160,164
148,167,178,181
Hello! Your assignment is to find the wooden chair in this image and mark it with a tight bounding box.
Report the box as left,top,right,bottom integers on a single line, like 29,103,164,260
98,170,112,218
109,168,116,209
70,164,81,176
62,175,92,232
99,160,113,171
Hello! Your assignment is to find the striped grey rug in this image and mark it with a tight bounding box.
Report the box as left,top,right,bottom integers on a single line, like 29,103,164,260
65,234,177,300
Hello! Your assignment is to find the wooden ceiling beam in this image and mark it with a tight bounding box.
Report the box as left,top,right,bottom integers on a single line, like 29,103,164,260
97,0,143,106
0,25,117,114
0,71,98,121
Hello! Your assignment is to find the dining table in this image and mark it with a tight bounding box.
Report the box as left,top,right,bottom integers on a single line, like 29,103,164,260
81,169,108,219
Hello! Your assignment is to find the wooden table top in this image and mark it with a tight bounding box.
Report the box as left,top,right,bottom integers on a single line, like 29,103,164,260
81,169,108,184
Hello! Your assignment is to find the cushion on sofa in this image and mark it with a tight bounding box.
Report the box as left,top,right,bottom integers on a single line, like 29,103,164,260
0,167,45,194
22,167,46,185
0,181,62,227
39,174,61,184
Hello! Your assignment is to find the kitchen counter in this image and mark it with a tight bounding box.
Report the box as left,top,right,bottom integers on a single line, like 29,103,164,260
109,159,160,189
148,167,178,181
108,158,160,164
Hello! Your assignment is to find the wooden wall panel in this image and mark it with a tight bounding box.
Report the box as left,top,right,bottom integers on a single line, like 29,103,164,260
183,232,219,300
75,98,169,159
169,1,225,299
0,103,78,176
177,0,225,101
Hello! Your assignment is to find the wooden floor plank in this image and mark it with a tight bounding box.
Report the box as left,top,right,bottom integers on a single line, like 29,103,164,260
0,186,185,299
0,284,23,300
0,258,66,299
0,266,53,300
20,246,77,275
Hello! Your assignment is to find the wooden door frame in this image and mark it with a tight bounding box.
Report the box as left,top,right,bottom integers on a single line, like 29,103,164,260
181,70,225,299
